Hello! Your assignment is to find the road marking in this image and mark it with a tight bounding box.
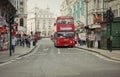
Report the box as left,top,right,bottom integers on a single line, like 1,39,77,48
11,60,15,62
58,49,61,54
16,57,22,60
43,48,49,51
0,61,12,67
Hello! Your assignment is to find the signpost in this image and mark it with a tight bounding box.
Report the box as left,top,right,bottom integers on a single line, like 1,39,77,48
9,14,14,56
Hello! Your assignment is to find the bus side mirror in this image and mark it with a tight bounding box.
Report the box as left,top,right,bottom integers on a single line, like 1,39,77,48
54,23,56,26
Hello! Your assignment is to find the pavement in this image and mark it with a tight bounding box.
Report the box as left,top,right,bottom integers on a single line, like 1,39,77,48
0,41,39,64
76,45,120,61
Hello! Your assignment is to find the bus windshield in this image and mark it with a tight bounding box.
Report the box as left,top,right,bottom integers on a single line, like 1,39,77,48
57,32,74,38
57,19,73,24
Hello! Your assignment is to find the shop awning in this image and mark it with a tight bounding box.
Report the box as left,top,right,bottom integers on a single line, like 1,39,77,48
89,24,101,29
0,27,7,33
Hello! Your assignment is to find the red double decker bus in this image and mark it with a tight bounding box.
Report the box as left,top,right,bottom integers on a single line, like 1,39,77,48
54,16,75,47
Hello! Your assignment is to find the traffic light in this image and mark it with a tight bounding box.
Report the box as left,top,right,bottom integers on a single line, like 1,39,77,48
103,12,107,22
109,9,114,22
106,8,114,23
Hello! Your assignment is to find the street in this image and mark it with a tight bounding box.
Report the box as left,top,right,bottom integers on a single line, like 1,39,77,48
0,38,120,77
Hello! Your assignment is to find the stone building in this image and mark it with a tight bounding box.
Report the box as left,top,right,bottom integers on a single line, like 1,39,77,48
27,7,55,37
14,0,27,33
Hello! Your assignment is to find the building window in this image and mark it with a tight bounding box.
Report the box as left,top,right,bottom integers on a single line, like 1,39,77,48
113,9,118,17
81,0,84,16
103,0,107,9
20,8,24,13
20,18,24,26
20,1,23,5
49,20,51,25
77,2,80,18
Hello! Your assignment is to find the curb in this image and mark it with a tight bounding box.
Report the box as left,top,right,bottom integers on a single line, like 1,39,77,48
76,46,120,61
0,45,38,64
18,46,37,58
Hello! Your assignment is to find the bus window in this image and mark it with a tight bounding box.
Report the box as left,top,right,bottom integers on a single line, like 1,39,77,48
57,19,73,24
65,32,74,38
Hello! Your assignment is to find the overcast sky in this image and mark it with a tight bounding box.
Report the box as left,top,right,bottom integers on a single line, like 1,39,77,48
27,0,64,16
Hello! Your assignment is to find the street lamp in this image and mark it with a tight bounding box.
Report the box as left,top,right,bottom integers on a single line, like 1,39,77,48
84,0,90,47
84,0,90,26
35,7,37,32
9,8,16,56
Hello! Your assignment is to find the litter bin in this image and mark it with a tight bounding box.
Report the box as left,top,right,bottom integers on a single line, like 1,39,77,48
87,40,90,48
90,41,93,48
33,40,36,46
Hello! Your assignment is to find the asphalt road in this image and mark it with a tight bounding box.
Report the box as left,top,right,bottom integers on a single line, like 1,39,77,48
0,38,120,77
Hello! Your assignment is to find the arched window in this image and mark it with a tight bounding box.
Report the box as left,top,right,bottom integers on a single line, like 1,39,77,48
20,18,24,26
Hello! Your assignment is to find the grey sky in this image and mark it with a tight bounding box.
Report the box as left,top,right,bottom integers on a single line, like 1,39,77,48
27,0,64,16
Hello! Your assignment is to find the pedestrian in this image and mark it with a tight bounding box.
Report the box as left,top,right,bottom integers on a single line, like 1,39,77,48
27,36,31,48
11,36,17,53
21,35,25,47
25,36,28,47
77,36,81,46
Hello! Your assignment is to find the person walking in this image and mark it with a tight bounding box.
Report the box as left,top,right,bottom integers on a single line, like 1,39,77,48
77,36,81,46
11,36,17,53
27,36,31,48
21,35,25,47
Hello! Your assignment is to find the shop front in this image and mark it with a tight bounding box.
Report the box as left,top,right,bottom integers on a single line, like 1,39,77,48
0,17,9,51
87,24,101,48
0,0,17,51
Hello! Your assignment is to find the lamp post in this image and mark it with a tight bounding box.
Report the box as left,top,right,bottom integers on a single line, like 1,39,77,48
84,0,90,47
35,7,37,33
9,8,16,56
106,7,114,52
84,0,90,26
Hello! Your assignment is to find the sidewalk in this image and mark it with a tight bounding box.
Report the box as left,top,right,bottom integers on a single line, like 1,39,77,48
76,45,120,61
0,41,37,64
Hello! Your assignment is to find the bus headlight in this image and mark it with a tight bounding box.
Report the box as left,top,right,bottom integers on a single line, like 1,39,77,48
70,41,73,43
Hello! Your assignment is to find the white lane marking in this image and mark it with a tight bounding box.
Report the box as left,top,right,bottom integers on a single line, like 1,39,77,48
16,57,22,60
0,61,12,67
58,49,61,54
11,60,15,62
43,48,49,51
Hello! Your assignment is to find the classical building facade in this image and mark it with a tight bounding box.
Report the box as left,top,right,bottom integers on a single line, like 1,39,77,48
27,7,55,37
108,0,120,17
60,0,86,26
15,0,27,33
37,8,55,37
27,7,37,34
87,0,120,26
